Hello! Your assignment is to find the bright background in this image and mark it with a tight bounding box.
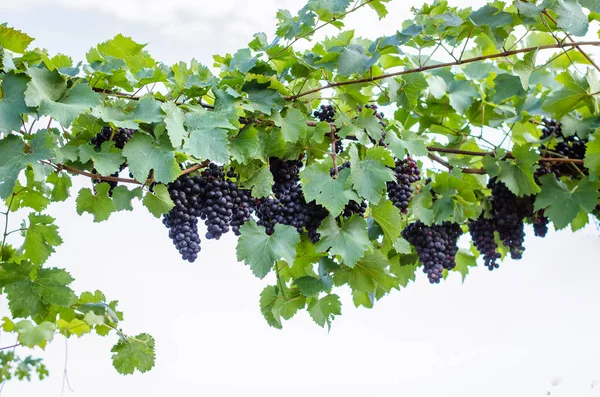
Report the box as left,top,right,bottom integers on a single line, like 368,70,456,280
1,1,600,396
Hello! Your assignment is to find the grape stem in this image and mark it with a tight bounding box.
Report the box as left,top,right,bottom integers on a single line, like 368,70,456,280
39,160,211,185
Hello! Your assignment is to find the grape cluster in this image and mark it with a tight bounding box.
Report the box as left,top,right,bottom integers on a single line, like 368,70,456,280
91,126,134,149
163,174,203,262
313,104,343,154
402,221,462,284
162,165,256,262
331,162,368,218
386,157,421,213
256,158,327,242
198,164,255,240
540,118,588,176
468,217,500,270
488,178,525,260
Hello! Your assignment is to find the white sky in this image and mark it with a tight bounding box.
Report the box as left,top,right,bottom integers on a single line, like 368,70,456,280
1,1,600,396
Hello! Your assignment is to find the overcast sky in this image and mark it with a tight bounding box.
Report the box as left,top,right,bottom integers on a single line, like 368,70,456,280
2,1,600,397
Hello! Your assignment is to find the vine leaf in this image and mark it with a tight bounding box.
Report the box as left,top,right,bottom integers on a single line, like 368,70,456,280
0,262,74,318
316,215,372,268
0,132,55,199
79,142,125,176
161,102,187,148
452,249,477,283
14,321,56,348
349,145,395,204
244,165,273,198
307,294,341,330
0,25,34,53
385,130,428,157
237,222,300,279
294,276,332,297
300,165,359,216
584,131,600,179
371,200,402,242
534,175,599,230
336,251,397,293
24,68,100,126
183,108,234,163
273,108,307,143
76,183,116,222
230,126,260,164
272,294,306,321
0,73,33,133
448,80,477,114
112,186,143,212
542,72,589,117
20,213,63,266
122,133,181,184
46,172,72,202
483,145,540,197
111,333,156,375
142,184,174,218
552,0,588,36
259,286,282,329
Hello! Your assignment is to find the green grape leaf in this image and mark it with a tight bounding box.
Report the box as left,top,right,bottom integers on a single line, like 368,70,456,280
316,215,372,268
14,321,56,348
0,132,55,199
241,81,284,115
452,249,477,283
294,276,332,297
0,25,34,53
76,183,116,222
237,222,300,279
584,132,600,178
112,186,143,211
79,142,125,176
230,126,260,164
57,318,91,337
308,0,352,14
338,44,373,76
111,333,156,375
0,73,33,133
161,102,187,148
259,286,282,329
142,184,175,218
24,68,100,126
514,49,537,89
392,74,428,110
552,0,588,36
385,130,428,158
307,294,341,330
371,200,402,242
410,188,434,225
46,172,71,202
21,213,62,266
448,80,477,114
273,108,308,143
485,145,540,197
340,250,397,292
469,5,513,27
183,109,233,164
300,165,360,216
0,262,75,318
96,34,155,73
272,294,306,321
492,74,526,103
122,133,181,184
355,113,384,141
349,145,395,204
245,165,273,198
534,175,599,230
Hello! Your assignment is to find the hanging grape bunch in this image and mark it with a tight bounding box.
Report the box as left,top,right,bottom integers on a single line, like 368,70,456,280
468,216,501,270
386,157,421,213
256,158,327,242
314,104,342,154
402,221,463,284
488,178,526,260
